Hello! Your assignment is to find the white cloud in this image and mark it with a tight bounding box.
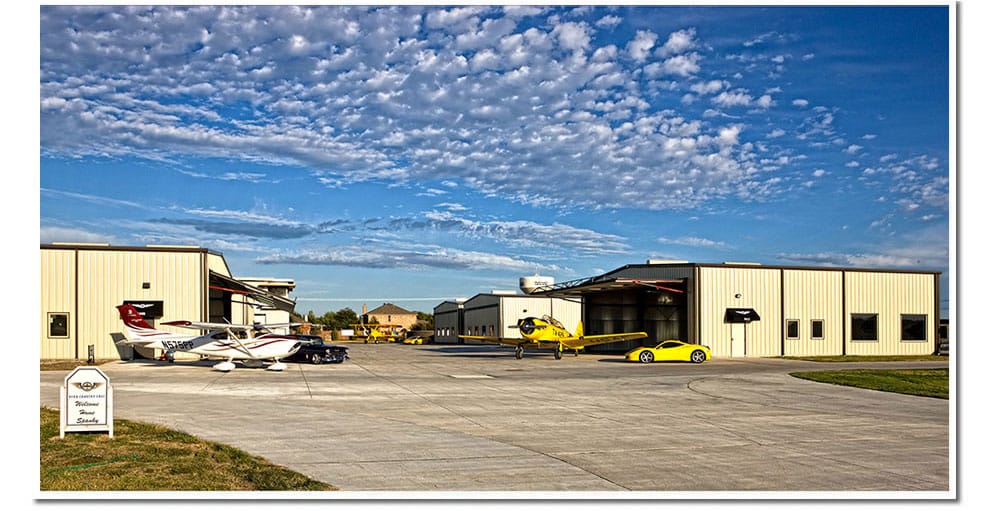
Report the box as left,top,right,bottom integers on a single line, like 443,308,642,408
552,21,591,51
663,28,696,54
626,30,657,62
792,99,809,107
657,236,727,248
712,90,753,107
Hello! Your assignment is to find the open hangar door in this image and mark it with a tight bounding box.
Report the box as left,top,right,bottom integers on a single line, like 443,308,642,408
542,278,689,355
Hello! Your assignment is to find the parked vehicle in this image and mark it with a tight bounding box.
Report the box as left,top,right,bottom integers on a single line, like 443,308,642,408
287,334,349,364
625,340,711,364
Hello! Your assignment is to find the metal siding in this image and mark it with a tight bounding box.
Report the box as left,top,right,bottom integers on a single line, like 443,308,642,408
844,272,936,355
76,250,205,359
782,269,843,357
463,297,500,343
698,267,782,358
40,249,77,359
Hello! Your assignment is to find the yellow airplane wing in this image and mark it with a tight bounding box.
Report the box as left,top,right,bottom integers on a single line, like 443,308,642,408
562,332,648,350
457,335,528,346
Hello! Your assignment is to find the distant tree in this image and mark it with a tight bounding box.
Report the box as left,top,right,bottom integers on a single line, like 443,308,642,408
318,308,358,330
413,311,434,331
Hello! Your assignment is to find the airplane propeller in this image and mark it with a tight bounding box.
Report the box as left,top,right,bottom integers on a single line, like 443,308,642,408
518,318,541,335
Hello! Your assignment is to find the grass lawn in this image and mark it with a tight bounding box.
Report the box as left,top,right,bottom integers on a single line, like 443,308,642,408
40,407,334,491
780,355,947,362
790,368,949,399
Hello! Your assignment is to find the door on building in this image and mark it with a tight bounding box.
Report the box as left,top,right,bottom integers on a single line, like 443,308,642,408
730,323,746,358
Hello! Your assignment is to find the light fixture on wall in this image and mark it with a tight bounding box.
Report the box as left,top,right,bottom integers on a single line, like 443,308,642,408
142,282,151,289
734,293,742,299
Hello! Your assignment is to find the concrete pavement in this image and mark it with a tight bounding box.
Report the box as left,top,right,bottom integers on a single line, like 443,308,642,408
39,343,951,495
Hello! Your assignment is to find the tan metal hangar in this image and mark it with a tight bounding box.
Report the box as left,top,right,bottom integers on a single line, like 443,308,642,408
436,260,943,358
40,243,295,361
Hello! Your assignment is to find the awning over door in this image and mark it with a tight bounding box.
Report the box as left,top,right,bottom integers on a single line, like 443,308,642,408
724,308,760,323
209,271,296,313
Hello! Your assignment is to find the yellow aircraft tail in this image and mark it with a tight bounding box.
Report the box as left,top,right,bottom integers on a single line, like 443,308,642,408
575,321,584,338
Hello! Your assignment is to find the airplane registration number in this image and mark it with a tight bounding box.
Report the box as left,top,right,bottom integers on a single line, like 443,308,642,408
163,340,194,350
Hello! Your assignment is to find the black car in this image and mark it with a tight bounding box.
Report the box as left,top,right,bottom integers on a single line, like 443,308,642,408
288,334,349,364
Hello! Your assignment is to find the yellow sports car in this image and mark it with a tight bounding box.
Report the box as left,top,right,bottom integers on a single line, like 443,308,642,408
402,336,426,345
625,340,711,364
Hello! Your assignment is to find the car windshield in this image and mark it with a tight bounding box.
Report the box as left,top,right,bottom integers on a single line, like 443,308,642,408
659,341,683,349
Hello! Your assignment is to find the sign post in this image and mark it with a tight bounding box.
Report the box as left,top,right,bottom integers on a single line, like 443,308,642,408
60,366,114,439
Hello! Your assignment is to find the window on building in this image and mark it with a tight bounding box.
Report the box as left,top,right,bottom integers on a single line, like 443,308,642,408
48,313,69,338
811,320,824,340
786,319,799,339
851,314,878,341
902,314,928,341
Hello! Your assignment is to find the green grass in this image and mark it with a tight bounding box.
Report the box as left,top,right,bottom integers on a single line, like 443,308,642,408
780,355,947,362
40,407,335,491
790,368,949,399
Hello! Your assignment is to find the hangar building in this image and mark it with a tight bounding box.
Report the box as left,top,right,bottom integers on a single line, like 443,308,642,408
40,243,295,361
526,260,942,357
434,291,581,344
435,261,943,358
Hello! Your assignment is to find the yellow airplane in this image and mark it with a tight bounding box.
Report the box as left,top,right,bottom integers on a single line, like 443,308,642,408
459,315,647,360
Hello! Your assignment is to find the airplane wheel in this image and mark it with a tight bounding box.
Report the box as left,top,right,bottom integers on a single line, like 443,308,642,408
515,347,524,359
639,350,654,364
554,350,562,360
691,350,706,364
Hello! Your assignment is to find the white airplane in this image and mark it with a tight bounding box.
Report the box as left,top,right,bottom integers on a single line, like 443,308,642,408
115,304,303,372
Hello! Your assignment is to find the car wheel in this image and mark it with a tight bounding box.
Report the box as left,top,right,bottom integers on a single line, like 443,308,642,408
690,350,706,364
638,350,654,363
310,353,322,364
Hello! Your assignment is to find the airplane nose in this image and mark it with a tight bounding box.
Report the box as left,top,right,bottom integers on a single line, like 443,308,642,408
519,318,538,335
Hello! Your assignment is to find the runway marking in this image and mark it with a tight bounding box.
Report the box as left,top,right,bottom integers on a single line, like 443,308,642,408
449,374,494,379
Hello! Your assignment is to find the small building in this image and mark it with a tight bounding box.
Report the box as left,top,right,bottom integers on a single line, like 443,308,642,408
364,302,419,330
40,243,294,360
433,292,582,344
433,300,465,343
531,261,942,357
238,277,296,334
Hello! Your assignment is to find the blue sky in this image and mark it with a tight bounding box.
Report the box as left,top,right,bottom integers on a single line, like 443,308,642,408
38,4,954,317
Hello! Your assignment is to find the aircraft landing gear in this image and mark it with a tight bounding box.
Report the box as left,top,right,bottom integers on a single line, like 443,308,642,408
554,349,562,360
514,346,524,359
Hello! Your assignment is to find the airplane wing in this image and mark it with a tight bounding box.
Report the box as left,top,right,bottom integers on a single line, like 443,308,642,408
563,332,648,350
457,336,530,346
162,320,255,332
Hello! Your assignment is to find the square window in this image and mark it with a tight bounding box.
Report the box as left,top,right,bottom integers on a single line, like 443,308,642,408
851,314,878,341
811,320,824,340
902,314,927,341
786,319,800,339
48,313,69,338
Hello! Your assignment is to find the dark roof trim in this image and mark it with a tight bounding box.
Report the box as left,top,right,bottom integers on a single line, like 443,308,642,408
532,277,685,298
598,262,943,278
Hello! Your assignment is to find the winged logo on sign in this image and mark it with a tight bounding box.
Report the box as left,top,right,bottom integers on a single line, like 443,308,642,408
71,381,105,392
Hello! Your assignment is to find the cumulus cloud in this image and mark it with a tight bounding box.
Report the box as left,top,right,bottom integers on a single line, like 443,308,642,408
38,4,938,217
626,30,657,61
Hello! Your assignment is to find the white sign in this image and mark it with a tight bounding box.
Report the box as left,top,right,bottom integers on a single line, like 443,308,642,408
60,366,114,438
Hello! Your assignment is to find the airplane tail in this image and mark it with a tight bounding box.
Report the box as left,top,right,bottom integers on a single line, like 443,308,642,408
576,321,584,338
115,304,169,347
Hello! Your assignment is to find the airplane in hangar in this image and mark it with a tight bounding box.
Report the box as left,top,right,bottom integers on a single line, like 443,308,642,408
114,304,304,372
459,315,647,360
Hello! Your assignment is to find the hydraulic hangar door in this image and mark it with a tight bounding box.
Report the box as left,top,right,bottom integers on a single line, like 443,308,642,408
583,284,689,354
